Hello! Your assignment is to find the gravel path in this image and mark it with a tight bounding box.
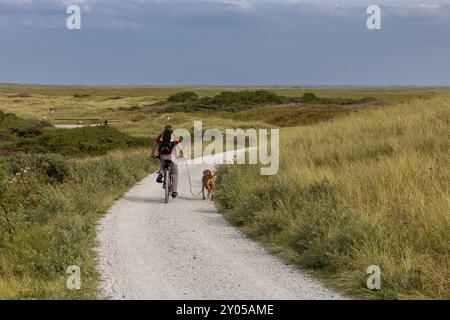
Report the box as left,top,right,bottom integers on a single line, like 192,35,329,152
96,153,345,300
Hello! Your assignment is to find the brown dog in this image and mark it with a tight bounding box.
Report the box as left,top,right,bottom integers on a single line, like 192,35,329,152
202,170,216,201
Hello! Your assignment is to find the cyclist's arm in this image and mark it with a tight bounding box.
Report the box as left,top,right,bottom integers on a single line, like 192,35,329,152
178,143,184,157
151,141,158,158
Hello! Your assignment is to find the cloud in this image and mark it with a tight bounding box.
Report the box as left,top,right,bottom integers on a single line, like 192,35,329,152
0,0,449,31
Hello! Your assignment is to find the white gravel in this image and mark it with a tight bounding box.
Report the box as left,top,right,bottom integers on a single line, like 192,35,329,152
96,154,345,300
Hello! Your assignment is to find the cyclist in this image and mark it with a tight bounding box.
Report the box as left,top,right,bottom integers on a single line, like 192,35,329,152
151,125,184,198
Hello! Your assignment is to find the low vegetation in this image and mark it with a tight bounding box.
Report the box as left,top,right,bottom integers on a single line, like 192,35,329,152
0,110,156,299
0,111,50,143
216,96,450,299
0,85,448,299
10,126,151,156
0,111,151,156
0,150,155,299
164,90,378,113
167,91,200,103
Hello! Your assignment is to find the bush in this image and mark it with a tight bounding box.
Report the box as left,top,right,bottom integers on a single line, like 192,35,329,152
166,90,284,113
215,96,450,299
209,90,282,107
0,111,50,144
44,157,70,183
10,126,151,156
302,92,320,101
5,154,70,189
167,91,200,103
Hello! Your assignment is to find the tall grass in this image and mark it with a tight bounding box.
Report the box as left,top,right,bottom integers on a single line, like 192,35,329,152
0,149,155,299
216,97,450,299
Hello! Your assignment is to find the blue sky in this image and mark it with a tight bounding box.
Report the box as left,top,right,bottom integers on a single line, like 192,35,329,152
1,0,449,86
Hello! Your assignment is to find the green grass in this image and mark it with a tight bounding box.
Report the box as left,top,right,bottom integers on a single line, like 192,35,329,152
1,84,449,299
0,111,151,156
0,150,156,299
10,126,151,156
215,96,450,299
164,90,378,113
0,107,157,299
0,111,51,144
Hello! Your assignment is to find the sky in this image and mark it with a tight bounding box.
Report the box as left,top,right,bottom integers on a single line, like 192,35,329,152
0,0,449,86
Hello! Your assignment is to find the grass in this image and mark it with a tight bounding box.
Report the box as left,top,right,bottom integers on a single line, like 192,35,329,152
0,111,50,144
0,149,156,299
0,108,157,299
1,84,449,299
10,126,151,156
215,96,450,299
0,111,151,156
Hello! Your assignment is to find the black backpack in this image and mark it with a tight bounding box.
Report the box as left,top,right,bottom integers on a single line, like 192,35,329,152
158,130,175,154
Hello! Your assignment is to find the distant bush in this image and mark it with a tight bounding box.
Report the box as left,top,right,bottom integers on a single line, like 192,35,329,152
302,92,320,101
208,90,282,107
164,90,379,114
166,90,284,113
167,91,200,103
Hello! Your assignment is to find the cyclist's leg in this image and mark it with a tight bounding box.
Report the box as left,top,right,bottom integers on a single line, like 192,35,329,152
169,161,179,193
157,155,170,183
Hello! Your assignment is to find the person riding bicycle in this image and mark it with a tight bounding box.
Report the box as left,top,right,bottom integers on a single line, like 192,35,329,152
151,125,184,198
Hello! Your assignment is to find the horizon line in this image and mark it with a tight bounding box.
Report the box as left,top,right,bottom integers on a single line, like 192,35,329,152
1,82,450,89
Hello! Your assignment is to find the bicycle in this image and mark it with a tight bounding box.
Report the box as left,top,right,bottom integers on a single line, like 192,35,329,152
162,159,173,203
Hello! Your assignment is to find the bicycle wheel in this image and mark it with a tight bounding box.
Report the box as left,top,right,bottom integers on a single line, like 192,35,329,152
164,169,169,203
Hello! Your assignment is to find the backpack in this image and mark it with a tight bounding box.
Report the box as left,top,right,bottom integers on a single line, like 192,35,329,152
158,130,175,154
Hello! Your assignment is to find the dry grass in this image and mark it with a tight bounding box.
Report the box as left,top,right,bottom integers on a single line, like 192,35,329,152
216,96,450,299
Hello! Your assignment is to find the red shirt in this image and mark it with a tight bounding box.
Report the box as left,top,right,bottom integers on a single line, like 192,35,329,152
156,134,180,155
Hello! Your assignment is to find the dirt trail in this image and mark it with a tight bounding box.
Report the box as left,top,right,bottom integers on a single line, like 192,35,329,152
96,153,344,300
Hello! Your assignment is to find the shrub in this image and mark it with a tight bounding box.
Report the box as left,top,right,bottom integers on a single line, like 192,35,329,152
209,90,282,107
302,92,320,101
10,126,151,156
0,111,50,144
167,91,200,103
44,157,70,183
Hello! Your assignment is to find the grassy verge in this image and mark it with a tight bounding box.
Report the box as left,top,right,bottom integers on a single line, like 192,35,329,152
0,149,156,299
215,96,450,299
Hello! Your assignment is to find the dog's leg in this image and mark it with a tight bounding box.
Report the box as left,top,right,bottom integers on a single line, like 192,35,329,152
202,185,206,200
207,186,212,200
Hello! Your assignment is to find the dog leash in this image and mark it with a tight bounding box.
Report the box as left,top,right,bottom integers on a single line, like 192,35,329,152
181,157,203,198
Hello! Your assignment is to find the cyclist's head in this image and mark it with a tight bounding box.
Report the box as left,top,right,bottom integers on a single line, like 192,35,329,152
164,125,173,133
